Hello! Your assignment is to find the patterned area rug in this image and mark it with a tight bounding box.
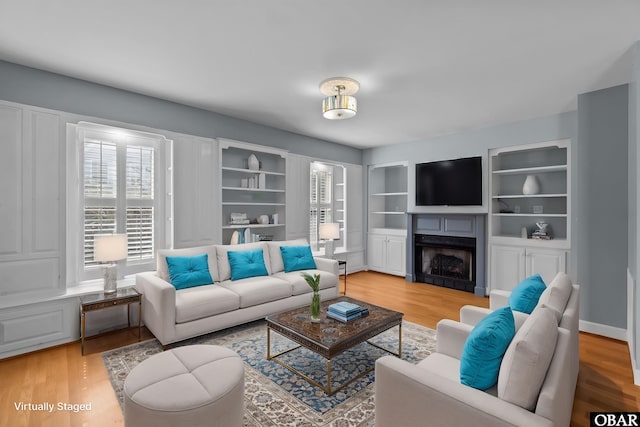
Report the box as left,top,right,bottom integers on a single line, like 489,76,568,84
102,320,436,426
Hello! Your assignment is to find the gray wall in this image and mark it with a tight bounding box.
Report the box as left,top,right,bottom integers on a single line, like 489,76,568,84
577,84,629,329
630,41,640,369
0,60,362,164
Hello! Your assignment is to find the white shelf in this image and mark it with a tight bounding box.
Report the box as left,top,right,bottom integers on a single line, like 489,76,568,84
222,202,285,206
492,213,567,218
490,235,570,249
222,186,285,193
492,193,567,199
221,166,285,176
492,165,567,175
370,192,408,196
371,211,406,215
223,224,285,229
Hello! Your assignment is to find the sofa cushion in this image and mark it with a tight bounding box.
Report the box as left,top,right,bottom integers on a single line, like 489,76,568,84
460,306,515,390
227,248,269,281
175,285,240,323
216,242,271,281
157,245,218,282
418,353,498,397
280,245,317,272
267,239,310,273
165,254,214,290
274,270,338,295
536,272,572,322
498,306,559,411
509,274,546,314
218,276,292,308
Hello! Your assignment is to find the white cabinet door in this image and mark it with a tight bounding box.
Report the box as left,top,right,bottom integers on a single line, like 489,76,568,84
385,236,406,276
526,248,567,285
490,244,526,291
367,234,387,272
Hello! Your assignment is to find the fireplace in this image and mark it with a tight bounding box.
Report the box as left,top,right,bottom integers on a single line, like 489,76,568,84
415,234,476,293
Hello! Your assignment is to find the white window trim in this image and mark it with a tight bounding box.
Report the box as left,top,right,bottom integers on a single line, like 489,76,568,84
310,161,346,254
66,122,173,287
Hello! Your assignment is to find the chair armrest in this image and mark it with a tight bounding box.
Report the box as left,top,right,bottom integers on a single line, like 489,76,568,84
314,257,339,275
489,289,511,310
375,356,553,427
136,272,177,345
459,305,492,326
435,319,473,359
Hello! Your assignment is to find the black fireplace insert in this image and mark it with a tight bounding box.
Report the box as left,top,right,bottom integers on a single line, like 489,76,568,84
414,234,476,292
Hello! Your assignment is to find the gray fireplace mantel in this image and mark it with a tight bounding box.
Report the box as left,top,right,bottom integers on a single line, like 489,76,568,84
407,213,487,296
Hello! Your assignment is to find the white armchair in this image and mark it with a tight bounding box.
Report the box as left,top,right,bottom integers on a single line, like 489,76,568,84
375,309,575,427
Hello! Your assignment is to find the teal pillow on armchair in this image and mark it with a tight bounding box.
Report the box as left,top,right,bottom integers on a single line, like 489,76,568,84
509,274,547,314
460,306,516,390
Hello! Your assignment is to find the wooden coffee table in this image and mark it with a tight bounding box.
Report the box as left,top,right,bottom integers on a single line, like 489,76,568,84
265,296,403,395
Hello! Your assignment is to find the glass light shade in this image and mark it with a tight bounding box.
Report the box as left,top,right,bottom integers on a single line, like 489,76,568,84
94,234,128,262
322,95,357,120
319,223,340,240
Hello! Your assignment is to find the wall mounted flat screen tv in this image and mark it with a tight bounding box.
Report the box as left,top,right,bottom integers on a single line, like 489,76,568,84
416,156,482,206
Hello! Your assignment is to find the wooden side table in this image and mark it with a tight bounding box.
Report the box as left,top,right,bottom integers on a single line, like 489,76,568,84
80,288,142,355
338,259,347,295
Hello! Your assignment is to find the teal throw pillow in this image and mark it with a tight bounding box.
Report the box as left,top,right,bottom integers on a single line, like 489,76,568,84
227,248,269,281
280,245,317,272
509,274,547,314
165,254,213,290
460,306,516,390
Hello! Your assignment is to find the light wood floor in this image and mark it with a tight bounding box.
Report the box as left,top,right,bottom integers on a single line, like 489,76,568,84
0,271,637,427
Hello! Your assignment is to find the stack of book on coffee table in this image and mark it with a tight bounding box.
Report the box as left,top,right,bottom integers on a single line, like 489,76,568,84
327,301,369,323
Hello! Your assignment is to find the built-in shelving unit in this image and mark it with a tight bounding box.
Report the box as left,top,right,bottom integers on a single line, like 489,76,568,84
219,138,287,244
367,162,408,276
488,140,571,290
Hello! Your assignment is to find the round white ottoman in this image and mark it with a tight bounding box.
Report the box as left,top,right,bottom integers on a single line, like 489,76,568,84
124,345,244,427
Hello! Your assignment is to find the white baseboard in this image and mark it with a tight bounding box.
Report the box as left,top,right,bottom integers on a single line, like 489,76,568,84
629,343,640,386
579,319,627,341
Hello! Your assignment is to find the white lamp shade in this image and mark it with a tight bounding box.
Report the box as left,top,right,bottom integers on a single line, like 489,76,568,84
94,234,128,262
319,223,340,240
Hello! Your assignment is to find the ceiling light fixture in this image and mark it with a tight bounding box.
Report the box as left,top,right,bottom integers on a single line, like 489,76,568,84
320,77,359,120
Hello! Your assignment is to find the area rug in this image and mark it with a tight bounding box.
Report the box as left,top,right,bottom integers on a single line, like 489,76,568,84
102,320,436,426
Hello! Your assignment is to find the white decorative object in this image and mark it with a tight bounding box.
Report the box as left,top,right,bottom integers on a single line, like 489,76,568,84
522,175,540,195
319,222,340,258
521,226,528,239
248,154,259,171
241,178,248,188
230,230,239,245
272,213,278,224
258,215,270,224
258,173,266,189
94,234,128,294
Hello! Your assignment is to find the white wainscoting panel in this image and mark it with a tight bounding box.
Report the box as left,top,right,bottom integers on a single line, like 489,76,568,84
0,299,78,359
0,104,22,255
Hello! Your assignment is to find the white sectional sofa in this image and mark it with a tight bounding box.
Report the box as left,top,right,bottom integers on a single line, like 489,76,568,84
136,240,339,346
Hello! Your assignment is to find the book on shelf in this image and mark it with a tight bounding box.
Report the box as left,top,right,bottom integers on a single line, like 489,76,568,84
328,301,362,316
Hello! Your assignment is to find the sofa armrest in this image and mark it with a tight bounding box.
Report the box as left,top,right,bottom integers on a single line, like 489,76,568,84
314,257,339,275
375,356,553,427
435,319,473,359
135,272,177,345
459,305,492,326
489,289,511,310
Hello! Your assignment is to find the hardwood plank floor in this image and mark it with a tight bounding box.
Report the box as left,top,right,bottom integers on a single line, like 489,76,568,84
0,271,637,426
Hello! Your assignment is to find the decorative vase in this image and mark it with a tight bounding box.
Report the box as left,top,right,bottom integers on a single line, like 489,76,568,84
248,154,259,171
522,175,540,195
310,290,321,323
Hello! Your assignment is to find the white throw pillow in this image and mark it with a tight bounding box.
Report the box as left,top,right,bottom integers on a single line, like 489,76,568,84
536,272,572,321
497,306,559,411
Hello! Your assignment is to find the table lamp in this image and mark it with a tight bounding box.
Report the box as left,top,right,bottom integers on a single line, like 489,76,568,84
319,223,340,259
94,234,128,294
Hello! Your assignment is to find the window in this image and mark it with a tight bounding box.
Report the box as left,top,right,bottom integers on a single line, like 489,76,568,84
309,162,345,253
68,122,172,284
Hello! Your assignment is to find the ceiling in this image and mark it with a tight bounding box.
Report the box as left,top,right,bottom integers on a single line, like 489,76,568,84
1,1,639,149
